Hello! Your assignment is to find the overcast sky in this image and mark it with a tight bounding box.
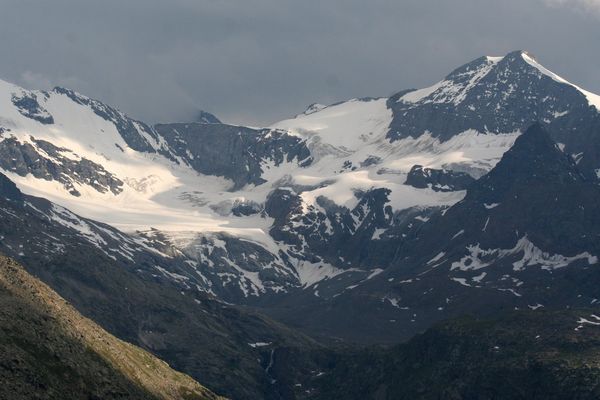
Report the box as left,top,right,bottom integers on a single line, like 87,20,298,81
0,0,598,125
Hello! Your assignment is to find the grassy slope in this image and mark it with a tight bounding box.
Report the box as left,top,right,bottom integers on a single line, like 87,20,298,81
0,255,223,400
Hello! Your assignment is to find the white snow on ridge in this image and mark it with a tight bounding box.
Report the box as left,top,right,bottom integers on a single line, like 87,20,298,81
521,52,600,112
484,203,500,209
511,238,598,271
0,77,477,294
248,342,272,348
427,252,446,265
395,51,600,112
294,260,359,288
575,315,600,331
380,130,519,177
272,98,392,151
372,228,386,240
398,56,502,106
486,56,504,63
400,81,445,104
0,68,524,251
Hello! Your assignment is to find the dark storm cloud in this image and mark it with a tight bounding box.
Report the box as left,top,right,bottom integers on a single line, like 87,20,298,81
0,0,598,125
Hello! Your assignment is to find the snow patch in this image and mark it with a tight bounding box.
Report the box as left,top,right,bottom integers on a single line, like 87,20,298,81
451,236,597,272
248,342,272,348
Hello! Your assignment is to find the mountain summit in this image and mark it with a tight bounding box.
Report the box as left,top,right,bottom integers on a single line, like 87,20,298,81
388,50,600,140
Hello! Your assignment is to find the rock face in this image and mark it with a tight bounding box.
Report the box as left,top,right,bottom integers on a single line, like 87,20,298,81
405,164,475,191
0,172,22,201
155,123,312,189
137,229,299,299
11,90,54,124
266,187,405,269
0,256,221,400
195,110,222,124
397,123,600,264
0,136,123,196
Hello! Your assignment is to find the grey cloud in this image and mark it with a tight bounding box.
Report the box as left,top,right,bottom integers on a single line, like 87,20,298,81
0,0,598,126
541,0,600,17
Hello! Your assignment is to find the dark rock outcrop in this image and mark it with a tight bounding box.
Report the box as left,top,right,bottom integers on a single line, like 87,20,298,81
11,91,54,125
263,125,600,344
195,110,222,124
0,172,22,201
155,123,312,189
405,164,475,191
0,137,123,196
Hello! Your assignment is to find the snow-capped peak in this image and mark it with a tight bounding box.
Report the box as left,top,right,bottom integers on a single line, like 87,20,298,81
396,50,600,112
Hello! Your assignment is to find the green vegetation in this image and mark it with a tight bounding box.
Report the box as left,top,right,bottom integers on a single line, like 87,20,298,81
0,255,223,400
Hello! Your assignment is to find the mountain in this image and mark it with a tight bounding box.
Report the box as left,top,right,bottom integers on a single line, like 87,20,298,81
0,50,599,345
267,124,600,343
0,255,220,400
387,51,600,179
